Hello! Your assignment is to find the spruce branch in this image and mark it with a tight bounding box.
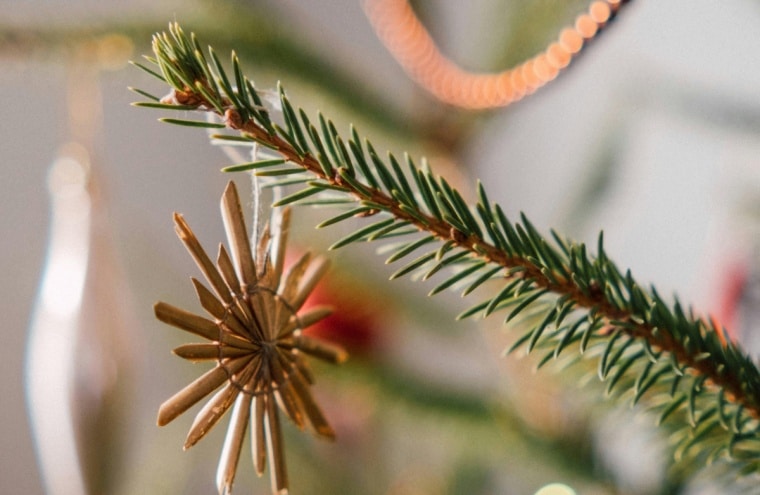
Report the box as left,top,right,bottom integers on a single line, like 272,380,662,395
136,23,760,477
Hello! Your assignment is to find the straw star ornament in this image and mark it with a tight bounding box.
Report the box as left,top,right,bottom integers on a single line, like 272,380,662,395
154,181,348,495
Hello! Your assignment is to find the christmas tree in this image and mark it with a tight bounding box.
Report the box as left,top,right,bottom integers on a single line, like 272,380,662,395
8,2,760,494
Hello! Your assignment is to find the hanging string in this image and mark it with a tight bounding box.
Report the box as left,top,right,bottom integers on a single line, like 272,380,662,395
204,116,264,242
365,0,632,110
250,143,262,243
205,86,286,244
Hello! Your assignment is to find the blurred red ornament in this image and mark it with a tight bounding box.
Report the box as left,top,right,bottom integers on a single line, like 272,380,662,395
715,260,748,340
298,259,383,357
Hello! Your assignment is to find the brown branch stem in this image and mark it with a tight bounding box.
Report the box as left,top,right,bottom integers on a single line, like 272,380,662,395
217,106,760,419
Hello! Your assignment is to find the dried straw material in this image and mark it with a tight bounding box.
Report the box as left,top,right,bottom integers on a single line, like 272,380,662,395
155,181,347,495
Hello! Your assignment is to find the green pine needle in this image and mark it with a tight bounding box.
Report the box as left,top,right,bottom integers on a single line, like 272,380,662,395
158,118,226,128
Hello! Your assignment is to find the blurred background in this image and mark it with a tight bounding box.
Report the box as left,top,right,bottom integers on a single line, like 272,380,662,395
2,1,760,494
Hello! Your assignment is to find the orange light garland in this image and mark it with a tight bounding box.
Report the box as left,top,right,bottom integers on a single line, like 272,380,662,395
365,0,631,110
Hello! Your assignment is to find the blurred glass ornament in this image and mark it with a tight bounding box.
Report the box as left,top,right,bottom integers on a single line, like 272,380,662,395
25,143,136,494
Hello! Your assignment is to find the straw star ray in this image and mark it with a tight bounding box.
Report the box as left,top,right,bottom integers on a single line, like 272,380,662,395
155,181,347,495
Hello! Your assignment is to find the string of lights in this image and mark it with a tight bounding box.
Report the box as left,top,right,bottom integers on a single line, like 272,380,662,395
365,0,631,109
